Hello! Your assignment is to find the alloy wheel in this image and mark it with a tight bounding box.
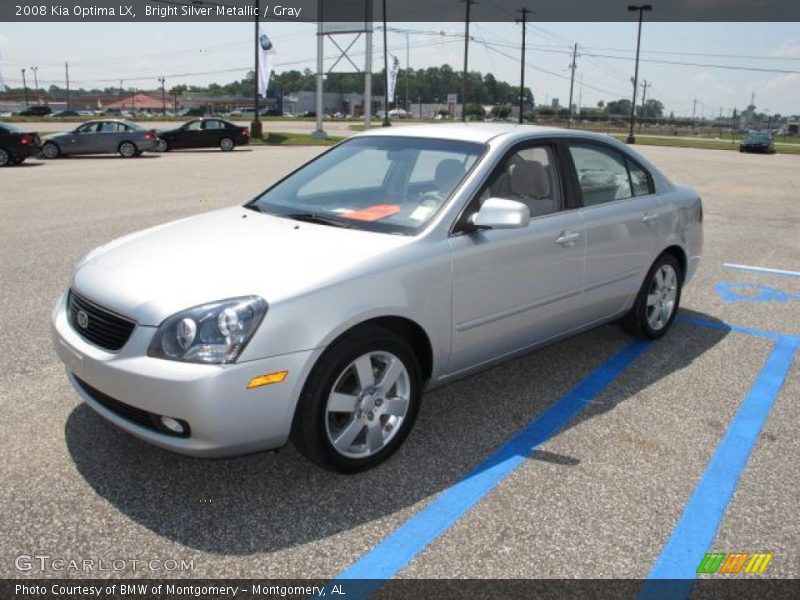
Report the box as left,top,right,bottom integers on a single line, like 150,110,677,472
0,149,9,166
646,264,678,331
324,351,411,459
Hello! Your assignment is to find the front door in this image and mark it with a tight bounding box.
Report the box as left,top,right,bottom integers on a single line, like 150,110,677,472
448,142,586,375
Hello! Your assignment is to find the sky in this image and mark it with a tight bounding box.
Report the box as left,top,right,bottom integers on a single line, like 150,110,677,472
1,21,799,117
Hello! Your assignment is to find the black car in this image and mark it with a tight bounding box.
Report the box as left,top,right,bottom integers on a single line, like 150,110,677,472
0,123,41,166
739,131,775,154
155,118,250,152
16,105,52,117
49,109,81,118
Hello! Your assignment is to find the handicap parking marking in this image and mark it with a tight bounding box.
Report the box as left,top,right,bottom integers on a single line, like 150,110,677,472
722,263,800,279
715,281,800,304
316,315,797,599
640,330,798,598
322,340,653,598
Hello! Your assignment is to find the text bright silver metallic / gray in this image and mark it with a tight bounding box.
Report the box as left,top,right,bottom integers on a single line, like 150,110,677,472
51,124,702,472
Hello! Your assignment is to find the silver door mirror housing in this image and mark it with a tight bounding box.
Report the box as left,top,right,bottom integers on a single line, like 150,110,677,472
470,197,530,230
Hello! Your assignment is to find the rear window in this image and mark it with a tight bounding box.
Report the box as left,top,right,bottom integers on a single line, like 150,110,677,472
0,123,23,133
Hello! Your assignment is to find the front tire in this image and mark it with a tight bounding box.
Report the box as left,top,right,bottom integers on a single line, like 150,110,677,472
0,148,10,166
220,137,235,152
291,327,422,473
155,138,169,152
620,253,682,340
118,141,137,158
41,142,60,159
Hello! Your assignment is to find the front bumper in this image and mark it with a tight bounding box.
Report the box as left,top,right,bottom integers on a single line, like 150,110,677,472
51,292,319,457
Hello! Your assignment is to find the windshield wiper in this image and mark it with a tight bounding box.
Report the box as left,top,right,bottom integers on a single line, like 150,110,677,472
284,212,352,228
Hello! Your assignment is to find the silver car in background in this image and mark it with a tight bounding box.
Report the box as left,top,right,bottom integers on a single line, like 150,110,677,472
41,119,158,159
51,125,702,472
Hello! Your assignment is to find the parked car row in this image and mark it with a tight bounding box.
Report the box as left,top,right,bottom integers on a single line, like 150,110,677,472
0,118,250,165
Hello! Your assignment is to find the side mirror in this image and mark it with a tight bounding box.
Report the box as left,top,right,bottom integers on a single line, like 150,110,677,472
469,197,530,230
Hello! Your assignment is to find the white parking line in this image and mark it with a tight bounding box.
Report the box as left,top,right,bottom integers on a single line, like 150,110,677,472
722,263,800,278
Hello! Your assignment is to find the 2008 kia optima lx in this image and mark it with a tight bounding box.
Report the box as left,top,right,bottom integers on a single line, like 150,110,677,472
52,125,702,472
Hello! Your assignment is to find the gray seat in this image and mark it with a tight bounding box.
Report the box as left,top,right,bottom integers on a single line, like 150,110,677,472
508,160,557,217
435,159,466,195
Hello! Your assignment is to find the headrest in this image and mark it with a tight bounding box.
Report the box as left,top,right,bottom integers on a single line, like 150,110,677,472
509,160,550,199
435,159,466,193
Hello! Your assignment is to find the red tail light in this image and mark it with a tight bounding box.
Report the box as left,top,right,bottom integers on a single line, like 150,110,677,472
145,130,155,140
20,134,32,145
242,128,249,136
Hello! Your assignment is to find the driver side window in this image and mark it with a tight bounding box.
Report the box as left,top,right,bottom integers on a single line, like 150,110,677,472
479,145,561,218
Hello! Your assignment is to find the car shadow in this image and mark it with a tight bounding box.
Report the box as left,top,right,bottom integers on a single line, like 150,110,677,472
9,162,45,168
65,308,729,555
163,148,253,153
54,154,162,160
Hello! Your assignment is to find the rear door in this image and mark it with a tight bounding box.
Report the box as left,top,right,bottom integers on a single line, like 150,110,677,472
566,141,665,323
95,121,125,153
447,140,586,375
200,119,224,146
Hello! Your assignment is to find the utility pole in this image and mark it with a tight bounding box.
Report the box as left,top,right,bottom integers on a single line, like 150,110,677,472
382,0,390,126
461,0,474,122
405,31,409,112
65,62,71,110
691,98,697,133
639,79,648,132
252,0,262,138
158,77,166,115
567,42,578,128
626,4,652,144
517,7,531,125
21,69,29,106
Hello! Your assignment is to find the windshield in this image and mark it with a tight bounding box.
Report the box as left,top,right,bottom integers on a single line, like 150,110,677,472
745,131,770,141
248,136,485,234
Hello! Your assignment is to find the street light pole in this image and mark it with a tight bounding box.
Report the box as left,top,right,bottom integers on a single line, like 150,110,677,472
251,0,262,138
21,69,29,106
517,7,530,125
158,77,166,115
30,66,39,100
626,4,651,144
382,0,390,126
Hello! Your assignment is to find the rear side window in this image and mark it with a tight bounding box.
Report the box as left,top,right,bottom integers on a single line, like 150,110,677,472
569,144,632,206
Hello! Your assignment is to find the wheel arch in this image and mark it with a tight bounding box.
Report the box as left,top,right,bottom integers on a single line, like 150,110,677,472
659,244,688,282
318,315,434,385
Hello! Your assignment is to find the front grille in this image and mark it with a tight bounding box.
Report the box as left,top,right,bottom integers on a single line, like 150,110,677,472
74,376,190,438
67,290,136,351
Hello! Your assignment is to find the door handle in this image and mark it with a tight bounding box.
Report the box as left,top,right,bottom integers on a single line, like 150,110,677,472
556,231,582,245
641,212,658,224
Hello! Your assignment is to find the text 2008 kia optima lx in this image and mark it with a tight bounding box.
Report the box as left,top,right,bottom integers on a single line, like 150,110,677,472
52,125,702,472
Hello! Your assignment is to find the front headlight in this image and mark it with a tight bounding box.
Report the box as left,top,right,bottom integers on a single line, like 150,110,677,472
147,296,267,364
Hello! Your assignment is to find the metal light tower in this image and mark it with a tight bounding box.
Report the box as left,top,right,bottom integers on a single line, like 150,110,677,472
252,0,262,138
626,4,652,144
21,69,29,106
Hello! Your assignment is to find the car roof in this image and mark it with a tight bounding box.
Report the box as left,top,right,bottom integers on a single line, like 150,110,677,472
355,123,622,146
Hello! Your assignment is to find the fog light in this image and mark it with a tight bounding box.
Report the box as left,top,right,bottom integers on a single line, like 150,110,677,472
160,416,186,434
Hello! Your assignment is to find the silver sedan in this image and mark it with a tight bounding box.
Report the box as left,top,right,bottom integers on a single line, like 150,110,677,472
51,125,702,472
41,119,158,159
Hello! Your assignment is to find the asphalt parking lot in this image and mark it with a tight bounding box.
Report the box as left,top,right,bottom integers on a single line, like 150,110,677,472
1,141,798,586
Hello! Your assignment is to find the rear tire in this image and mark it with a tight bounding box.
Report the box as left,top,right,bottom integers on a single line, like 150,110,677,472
118,141,137,158
41,142,60,159
620,253,682,340
220,137,235,152
155,138,169,152
291,327,422,473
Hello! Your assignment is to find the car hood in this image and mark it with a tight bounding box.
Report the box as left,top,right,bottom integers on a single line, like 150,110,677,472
72,206,410,326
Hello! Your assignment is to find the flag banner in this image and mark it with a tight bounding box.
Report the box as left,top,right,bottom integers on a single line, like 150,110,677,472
0,52,7,91
257,29,276,97
387,54,400,104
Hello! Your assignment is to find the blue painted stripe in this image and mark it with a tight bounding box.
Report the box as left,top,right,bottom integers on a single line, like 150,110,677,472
640,339,797,599
677,315,800,346
723,262,800,278
328,340,651,599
